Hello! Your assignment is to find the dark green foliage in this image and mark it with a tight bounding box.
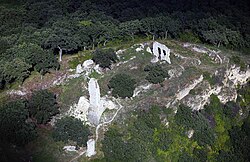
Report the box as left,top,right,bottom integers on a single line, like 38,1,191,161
92,48,118,68
228,125,250,161
108,74,136,98
52,116,90,146
29,90,59,124
230,56,246,70
175,105,195,129
223,101,240,118
175,105,215,146
144,64,169,84
203,71,216,85
193,148,207,162
102,107,163,162
0,100,36,146
0,58,31,84
5,43,59,74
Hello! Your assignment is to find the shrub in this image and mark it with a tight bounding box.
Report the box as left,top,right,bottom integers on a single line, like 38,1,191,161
108,74,136,98
144,64,169,84
92,48,118,68
52,116,90,146
0,100,36,146
29,89,59,124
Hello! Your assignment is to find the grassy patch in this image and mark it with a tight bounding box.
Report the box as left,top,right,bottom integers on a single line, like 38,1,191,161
89,70,102,79
69,51,93,69
58,77,87,113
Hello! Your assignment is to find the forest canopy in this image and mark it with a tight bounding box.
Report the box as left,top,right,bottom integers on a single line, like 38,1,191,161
1,0,250,89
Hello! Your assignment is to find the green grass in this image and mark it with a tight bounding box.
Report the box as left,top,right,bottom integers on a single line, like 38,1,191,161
58,76,87,113
89,70,102,79
69,51,93,69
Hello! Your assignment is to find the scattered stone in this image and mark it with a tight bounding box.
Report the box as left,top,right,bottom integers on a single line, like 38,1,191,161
63,146,77,152
224,65,250,86
187,129,194,138
135,44,144,52
133,84,152,97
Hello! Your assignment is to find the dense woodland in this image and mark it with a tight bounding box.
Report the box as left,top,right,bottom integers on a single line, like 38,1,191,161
102,84,250,161
1,0,250,89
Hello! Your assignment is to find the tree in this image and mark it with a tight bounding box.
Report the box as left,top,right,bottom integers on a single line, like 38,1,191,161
52,116,90,146
119,20,141,40
108,74,136,98
92,48,118,69
29,90,59,124
0,100,36,146
144,64,169,84
140,17,159,40
2,58,31,84
43,19,81,61
5,43,59,74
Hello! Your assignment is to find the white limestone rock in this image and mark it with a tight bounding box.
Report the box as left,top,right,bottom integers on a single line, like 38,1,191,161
185,86,222,111
63,146,77,152
223,65,250,86
176,75,203,101
151,41,171,64
133,84,152,97
187,130,194,138
192,46,208,53
135,44,144,52
116,49,126,55
76,64,84,74
168,68,183,79
146,47,152,54
67,96,90,122
102,97,117,110
86,139,96,157
93,64,102,74
83,59,94,69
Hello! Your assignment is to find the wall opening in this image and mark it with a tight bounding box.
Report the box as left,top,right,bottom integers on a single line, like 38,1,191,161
163,50,166,56
158,47,161,55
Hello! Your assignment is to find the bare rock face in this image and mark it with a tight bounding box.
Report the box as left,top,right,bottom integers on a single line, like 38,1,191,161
223,65,250,86
86,139,96,157
67,96,90,122
82,59,94,69
76,64,84,74
151,41,171,64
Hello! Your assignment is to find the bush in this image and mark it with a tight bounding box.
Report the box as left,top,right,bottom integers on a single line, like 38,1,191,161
0,100,36,146
230,56,246,70
144,64,169,84
92,48,118,68
29,90,59,124
52,116,90,146
108,74,136,98
203,71,216,85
